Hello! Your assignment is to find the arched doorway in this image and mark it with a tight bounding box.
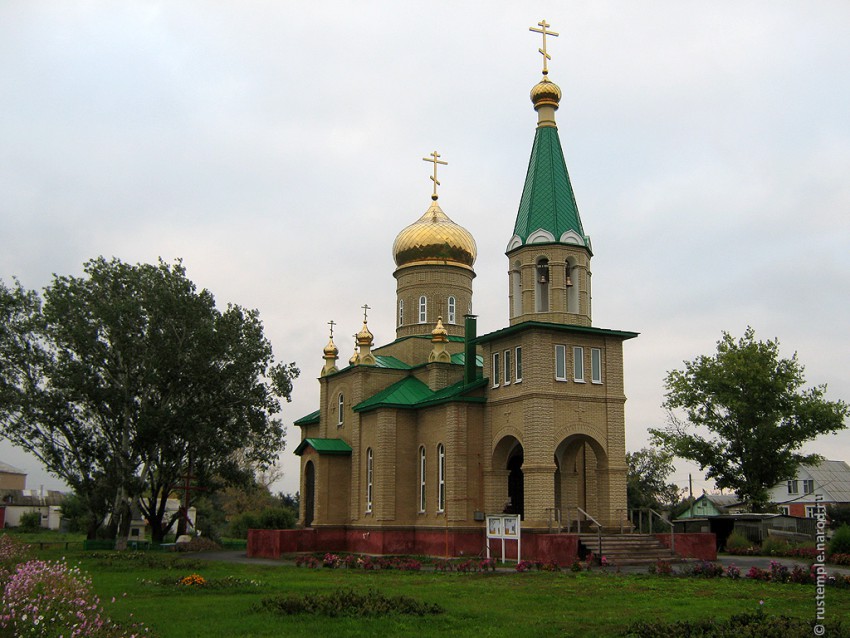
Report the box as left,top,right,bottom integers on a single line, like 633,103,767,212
303,461,315,527
507,448,524,518
554,435,609,527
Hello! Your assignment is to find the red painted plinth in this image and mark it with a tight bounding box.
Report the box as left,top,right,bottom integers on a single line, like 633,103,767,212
655,533,717,561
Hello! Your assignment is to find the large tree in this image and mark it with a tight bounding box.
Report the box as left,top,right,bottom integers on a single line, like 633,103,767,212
650,327,848,512
626,447,680,512
0,257,299,542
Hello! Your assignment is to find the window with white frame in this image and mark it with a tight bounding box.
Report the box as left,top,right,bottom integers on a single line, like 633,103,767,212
787,480,799,495
398,299,404,326
492,352,501,388
447,296,456,324
419,446,426,513
573,346,585,382
591,348,602,384
337,393,344,426
806,505,822,519
418,296,427,323
779,505,790,515
515,347,523,382
803,479,815,494
555,344,567,381
504,350,511,385
437,444,446,512
366,448,373,513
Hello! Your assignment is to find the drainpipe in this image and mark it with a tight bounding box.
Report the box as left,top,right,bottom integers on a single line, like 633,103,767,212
464,315,477,384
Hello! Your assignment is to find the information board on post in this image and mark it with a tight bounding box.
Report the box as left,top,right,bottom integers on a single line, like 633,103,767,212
485,514,521,563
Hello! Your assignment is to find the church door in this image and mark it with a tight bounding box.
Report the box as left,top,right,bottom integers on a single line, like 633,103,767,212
507,451,524,519
304,461,315,527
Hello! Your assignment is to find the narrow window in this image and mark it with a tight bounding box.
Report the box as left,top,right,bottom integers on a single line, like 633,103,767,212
591,348,602,384
447,296,456,324
787,480,799,495
419,446,426,513
366,448,373,513
803,479,814,494
555,345,566,381
398,299,404,326
573,346,585,382
492,352,501,388
515,347,523,382
418,296,427,323
437,443,446,512
504,350,511,385
337,393,344,426
511,261,522,317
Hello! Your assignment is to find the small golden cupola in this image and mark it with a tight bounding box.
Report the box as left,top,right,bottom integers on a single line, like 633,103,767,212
321,320,339,377
428,316,451,363
354,304,377,366
392,151,477,340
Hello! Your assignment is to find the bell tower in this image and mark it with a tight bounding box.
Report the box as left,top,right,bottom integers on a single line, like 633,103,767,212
506,21,592,327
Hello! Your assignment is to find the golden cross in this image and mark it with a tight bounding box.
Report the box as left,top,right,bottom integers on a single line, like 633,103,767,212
328,319,336,339
422,150,448,200
530,19,559,76
362,304,371,322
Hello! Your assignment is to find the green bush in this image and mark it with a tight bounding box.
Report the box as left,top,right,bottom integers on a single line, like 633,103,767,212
829,524,850,555
760,537,790,556
724,531,753,552
623,610,850,637
256,588,443,617
229,507,296,539
18,511,42,532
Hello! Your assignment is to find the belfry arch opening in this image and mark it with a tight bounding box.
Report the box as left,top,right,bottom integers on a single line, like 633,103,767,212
554,435,609,528
535,258,549,312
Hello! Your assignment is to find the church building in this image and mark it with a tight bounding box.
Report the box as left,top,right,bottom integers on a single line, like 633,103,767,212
266,22,644,558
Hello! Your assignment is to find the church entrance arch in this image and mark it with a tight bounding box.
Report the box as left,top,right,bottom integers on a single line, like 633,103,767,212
304,461,315,527
493,435,524,519
554,435,608,528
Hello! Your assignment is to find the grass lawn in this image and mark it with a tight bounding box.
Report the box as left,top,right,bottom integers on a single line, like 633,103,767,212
25,548,848,638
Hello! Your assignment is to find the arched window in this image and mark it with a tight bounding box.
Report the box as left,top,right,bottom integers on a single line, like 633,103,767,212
447,296,456,324
511,260,522,317
437,443,446,512
418,446,426,513
535,258,549,312
418,296,427,323
398,299,404,326
337,393,344,426
366,448,373,513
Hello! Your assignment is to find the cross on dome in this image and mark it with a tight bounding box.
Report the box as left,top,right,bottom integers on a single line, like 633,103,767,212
422,150,448,201
529,19,559,76
361,304,371,322
328,319,336,339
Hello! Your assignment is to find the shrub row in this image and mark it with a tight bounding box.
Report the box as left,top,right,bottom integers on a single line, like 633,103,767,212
256,588,444,618
623,610,850,638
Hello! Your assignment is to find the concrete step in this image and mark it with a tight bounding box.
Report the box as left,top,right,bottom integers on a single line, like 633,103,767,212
577,534,678,566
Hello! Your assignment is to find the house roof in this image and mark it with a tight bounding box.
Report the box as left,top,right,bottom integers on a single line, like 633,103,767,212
1,489,65,506
0,461,27,475
293,438,353,456
704,493,742,509
802,459,850,502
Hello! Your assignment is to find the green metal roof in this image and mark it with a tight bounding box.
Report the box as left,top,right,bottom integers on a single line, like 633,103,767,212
353,376,487,413
450,351,484,367
511,126,589,251
475,321,638,344
293,409,320,426
373,355,411,369
294,438,353,456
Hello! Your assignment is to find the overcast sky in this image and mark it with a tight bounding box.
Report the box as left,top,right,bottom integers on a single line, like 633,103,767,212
2,2,849,500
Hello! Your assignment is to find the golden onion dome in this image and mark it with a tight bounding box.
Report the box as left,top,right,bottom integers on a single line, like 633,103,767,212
393,200,477,269
431,317,448,342
356,321,374,346
323,338,338,358
530,77,562,110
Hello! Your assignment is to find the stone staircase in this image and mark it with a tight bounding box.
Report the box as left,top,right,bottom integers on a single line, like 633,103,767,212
578,533,678,567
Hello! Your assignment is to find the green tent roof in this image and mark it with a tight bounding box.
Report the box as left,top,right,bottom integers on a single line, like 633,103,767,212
511,125,589,251
293,409,320,426
353,376,487,413
294,438,353,456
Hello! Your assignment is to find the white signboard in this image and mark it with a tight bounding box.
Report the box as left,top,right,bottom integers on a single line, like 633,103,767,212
485,514,521,563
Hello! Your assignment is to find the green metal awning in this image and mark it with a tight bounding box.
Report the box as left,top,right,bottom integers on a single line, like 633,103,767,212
294,438,353,456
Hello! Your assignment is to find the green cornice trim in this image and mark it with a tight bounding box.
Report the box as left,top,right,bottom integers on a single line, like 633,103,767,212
475,321,639,344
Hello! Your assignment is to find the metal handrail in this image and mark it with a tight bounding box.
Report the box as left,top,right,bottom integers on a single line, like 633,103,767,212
577,507,603,558
646,507,675,555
